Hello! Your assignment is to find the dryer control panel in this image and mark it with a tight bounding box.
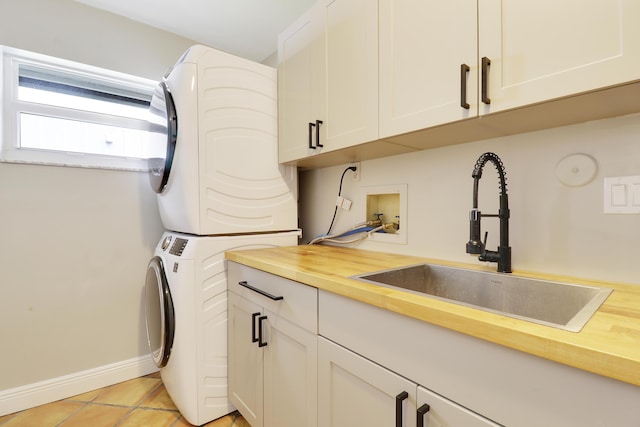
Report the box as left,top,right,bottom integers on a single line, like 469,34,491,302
169,238,188,256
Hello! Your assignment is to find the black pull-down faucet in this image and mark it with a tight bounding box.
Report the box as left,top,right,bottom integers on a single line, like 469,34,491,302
466,152,512,273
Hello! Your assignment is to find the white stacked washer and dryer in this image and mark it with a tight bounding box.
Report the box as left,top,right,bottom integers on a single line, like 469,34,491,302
143,45,299,426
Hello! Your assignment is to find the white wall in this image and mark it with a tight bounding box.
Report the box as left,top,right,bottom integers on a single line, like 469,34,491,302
300,113,640,285
0,0,198,391
0,0,197,80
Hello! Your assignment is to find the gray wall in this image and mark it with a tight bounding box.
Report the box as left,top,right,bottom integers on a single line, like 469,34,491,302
300,113,640,285
0,0,197,390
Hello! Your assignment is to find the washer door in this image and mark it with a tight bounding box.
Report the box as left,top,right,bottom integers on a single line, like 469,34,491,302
144,256,175,368
147,81,177,194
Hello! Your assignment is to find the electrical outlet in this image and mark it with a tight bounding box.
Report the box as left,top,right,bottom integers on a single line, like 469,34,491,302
351,162,361,181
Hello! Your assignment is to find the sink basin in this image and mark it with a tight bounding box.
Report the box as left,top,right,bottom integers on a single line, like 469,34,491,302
351,264,612,332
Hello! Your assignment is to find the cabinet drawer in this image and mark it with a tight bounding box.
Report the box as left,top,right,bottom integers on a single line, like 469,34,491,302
418,386,500,427
228,262,317,333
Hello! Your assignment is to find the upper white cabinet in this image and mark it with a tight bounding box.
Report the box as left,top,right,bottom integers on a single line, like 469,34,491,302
379,0,640,138
479,0,640,115
379,0,478,138
278,0,378,163
320,0,378,151
281,0,640,166
278,7,319,163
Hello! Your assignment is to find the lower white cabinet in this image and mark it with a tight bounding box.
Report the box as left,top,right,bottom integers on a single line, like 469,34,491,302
318,289,640,427
228,294,263,426
318,337,499,427
318,336,416,427
228,265,640,427
227,262,318,427
262,311,317,427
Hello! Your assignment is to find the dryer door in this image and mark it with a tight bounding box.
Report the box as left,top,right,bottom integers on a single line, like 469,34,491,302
144,256,175,368
147,81,177,194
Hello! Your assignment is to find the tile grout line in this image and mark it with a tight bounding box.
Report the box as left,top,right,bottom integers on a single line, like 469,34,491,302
0,377,244,427
54,400,91,427
54,379,117,426
56,376,176,427
113,378,173,426
51,379,114,427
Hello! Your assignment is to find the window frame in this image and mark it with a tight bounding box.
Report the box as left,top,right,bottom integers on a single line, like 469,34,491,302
1,46,158,171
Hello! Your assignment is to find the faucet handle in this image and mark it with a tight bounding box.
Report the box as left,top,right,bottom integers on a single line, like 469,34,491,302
477,232,490,261
479,231,501,263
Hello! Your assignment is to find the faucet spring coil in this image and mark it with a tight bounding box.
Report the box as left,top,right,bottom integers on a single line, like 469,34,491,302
472,152,508,195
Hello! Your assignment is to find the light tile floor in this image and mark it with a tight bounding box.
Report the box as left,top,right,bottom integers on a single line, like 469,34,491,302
0,373,249,427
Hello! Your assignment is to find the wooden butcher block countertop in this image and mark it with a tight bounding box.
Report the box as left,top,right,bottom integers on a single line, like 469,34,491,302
225,245,640,388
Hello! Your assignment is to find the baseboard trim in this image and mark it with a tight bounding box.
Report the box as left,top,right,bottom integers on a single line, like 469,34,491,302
0,355,158,416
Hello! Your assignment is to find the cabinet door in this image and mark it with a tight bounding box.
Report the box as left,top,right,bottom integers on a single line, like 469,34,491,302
278,7,321,163
379,0,477,138
318,337,417,427
417,386,501,427
316,0,379,151
263,312,318,427
479,0,640,114
228,292,264,427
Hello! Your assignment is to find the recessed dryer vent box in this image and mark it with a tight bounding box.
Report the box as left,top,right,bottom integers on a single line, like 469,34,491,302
363,184,407,244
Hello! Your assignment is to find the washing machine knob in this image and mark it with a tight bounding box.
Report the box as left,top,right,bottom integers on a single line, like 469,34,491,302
161,236,172,251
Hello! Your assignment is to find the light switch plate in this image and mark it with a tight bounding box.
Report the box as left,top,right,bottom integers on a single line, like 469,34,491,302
604,176,640,214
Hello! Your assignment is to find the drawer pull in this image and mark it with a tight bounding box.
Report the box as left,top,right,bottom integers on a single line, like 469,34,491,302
308,122,316,149
417,403,431,427
315,119,323,148
460,63,470,109
258,315,268,347
481,56,491,104
238,281,284,301
251,312,260,343
396,391,409,427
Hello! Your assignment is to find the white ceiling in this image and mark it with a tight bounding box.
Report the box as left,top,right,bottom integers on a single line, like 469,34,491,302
76,0,315,62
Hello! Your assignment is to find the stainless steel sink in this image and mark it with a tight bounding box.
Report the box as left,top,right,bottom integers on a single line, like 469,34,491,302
351,264,612,332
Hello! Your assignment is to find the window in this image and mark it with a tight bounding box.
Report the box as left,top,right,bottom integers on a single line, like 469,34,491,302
1,46,160,170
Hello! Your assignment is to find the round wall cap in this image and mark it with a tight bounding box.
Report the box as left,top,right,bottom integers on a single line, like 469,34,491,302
555,153,598,187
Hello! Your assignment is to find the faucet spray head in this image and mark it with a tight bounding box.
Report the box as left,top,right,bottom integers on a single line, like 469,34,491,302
466,208,484,254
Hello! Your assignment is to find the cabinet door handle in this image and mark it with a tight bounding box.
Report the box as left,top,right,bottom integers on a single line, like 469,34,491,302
308,122,316,149
395,391,409,427
251,312,260,343
481,56,491,104
460,64,470,109
238,281,284,301
315,120,323,148
417,403,431,427
258,315,268,347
